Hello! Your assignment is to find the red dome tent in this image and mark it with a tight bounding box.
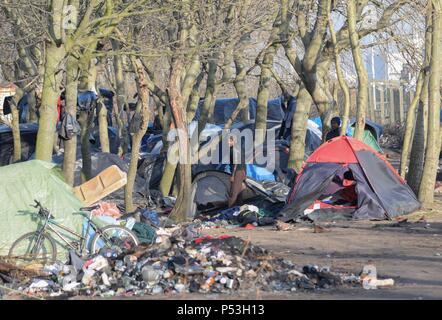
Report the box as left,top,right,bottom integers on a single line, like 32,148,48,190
279,136,420,222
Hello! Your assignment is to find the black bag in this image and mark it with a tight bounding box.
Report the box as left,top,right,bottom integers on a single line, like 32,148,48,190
59,113,81,140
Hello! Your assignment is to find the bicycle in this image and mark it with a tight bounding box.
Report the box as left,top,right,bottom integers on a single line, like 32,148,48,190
8,200,139,265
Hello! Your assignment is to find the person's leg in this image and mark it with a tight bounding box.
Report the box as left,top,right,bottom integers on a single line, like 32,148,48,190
228,168,247,207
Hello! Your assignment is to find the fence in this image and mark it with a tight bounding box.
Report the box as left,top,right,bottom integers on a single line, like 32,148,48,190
347,80,412,126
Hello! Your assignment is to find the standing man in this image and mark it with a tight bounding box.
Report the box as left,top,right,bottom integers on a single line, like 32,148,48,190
326,117,342,141
278,95,296,140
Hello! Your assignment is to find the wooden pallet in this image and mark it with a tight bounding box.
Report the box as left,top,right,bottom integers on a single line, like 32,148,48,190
73,165,127,206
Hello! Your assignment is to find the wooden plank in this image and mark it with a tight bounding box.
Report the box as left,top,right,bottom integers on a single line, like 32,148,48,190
389,87,396,125
399,85,404,123
379,84,385,125
368,83,375,121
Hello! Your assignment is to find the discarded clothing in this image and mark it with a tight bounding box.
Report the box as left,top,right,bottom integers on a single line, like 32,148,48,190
141,209,161,227
132,222,157,244
91,202,121,219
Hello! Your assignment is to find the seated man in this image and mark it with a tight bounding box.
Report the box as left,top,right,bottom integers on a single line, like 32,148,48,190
227,136,247,207
320,170,357,206
339,171,357,205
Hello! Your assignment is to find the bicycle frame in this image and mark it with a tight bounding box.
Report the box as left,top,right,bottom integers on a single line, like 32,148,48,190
21,202,130,260
33,210,101,256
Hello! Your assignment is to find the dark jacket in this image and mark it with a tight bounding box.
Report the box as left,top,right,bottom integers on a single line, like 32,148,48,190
325,128,341,141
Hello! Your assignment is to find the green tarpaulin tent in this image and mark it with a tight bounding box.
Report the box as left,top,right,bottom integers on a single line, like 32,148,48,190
0,160,85,258
348,127,382,153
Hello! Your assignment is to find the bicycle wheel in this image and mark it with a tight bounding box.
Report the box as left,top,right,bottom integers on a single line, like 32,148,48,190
90,225,139,255
8,232,57,266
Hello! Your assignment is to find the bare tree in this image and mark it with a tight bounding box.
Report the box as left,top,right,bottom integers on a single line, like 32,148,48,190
347,0,368,141
418,0,442,204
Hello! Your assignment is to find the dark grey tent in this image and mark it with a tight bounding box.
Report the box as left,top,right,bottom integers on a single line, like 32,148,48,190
189,170,289,219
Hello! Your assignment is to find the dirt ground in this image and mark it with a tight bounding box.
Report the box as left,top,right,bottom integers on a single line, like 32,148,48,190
8,149,442,300
191,148,442,300
54,151,442,300
196,202,442,300
67,202,442,301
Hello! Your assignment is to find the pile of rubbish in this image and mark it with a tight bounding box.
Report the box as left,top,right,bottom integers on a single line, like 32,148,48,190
379,124,404,150
0,224,362,299
197,204,278,230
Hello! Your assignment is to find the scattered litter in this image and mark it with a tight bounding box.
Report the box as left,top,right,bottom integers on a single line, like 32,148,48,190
1,226,361,297
276,221,293,231
91,202,121,219
199,204,277,230
361,265,394,289
244,224,256,230
141,209,161,227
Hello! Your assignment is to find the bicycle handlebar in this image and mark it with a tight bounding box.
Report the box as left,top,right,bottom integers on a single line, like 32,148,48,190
31,199,42,208
80,205,100,212
32,199,55,219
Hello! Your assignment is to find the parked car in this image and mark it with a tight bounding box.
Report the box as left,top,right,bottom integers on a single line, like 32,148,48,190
0,123,38,166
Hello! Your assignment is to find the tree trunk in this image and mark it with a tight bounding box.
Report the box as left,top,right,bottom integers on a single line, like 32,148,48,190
80,58,98,92
418,0,442,204
407,100,428,195
63,55,79,186
78,111,93,183
125,57,150,213
78,54,98,183
10,101,22,162
255,43,278,148
35,43,65,161
225,55,249,128
197,54,218,135
6,88,25,163
98,99,110,153
158,106,175,197
111,40,129,156
329,16,351,135
400,70,425,178
288,85,312,172
168,58,192,222
348,0,368,141
407,3,433,192
186,71,204,123
28,90,38,123
158,25,201,200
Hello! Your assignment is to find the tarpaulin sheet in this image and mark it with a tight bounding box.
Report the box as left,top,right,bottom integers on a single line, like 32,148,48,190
0,160,85,258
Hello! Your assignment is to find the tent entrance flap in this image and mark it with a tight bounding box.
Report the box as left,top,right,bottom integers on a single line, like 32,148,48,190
280,163,347,221
354,150,420,218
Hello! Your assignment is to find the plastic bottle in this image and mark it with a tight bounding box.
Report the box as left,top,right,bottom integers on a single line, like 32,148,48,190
362,265,377,289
